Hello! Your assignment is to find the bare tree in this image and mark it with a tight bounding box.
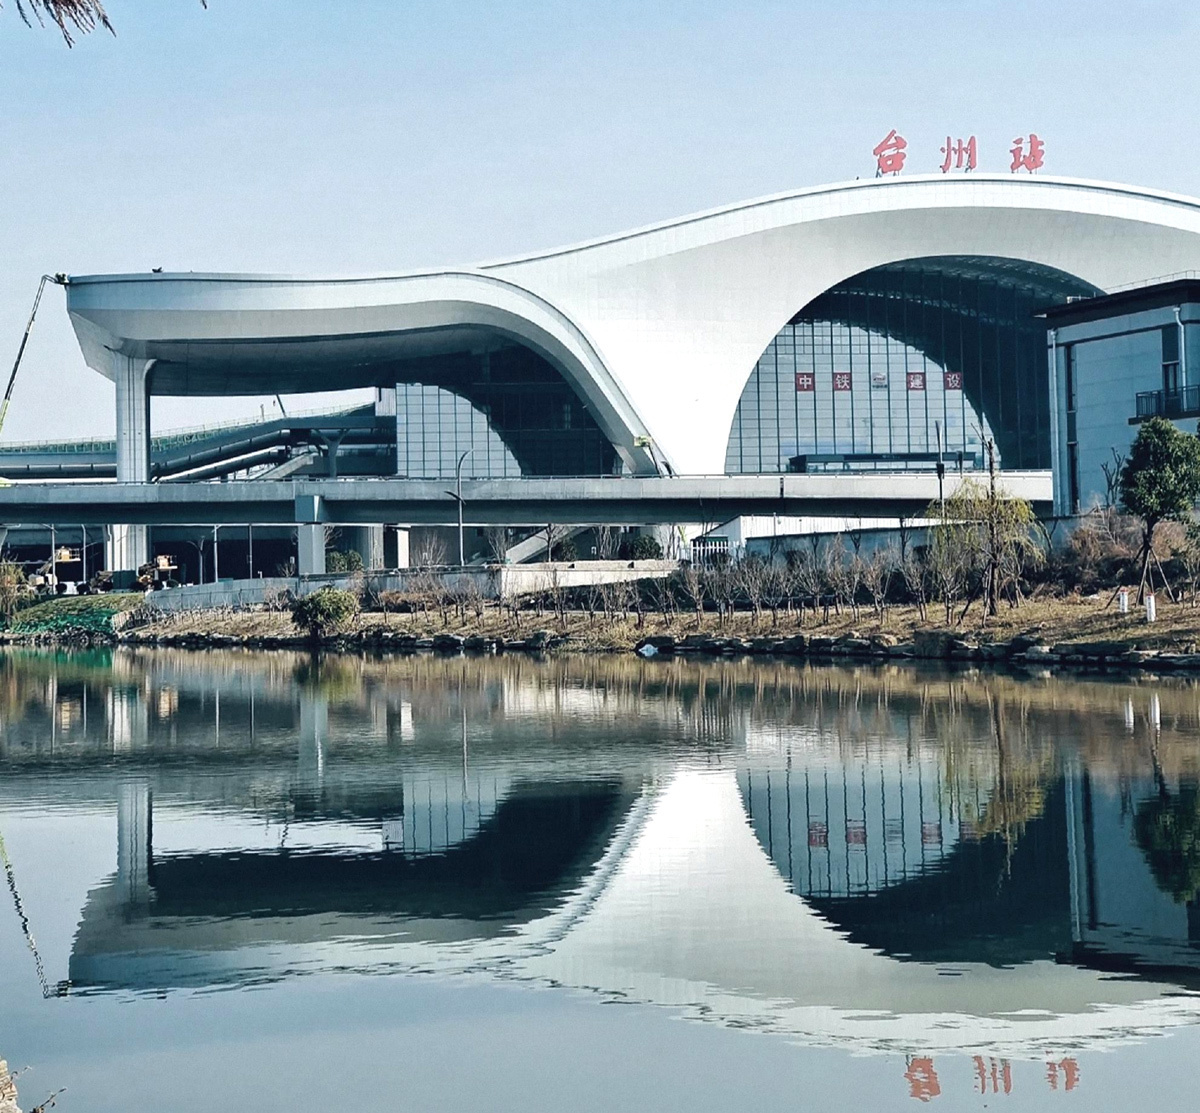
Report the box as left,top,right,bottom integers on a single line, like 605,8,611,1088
926,517,973,625
1100,447,1126,509
483,526,509,564
736,555,768,625
704,560,735,628
761,560,788,628
789,541,825,626
411,531,447,569
900,547,928,622
678,563,706,629
594,525,620,560
823,536,852,618
649,574,677,626
861,544,898,623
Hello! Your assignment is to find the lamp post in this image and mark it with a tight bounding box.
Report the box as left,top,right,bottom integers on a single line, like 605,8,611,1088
450,449,475,566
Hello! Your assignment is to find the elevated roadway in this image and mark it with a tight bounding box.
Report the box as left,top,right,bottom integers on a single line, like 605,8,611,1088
0,471,1050,528
0,407,390,482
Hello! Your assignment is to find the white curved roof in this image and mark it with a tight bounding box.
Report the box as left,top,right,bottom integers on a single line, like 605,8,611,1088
68,175,1200,474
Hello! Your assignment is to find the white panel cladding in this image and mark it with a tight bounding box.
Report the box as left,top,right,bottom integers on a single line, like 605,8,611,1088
67,175,1200,477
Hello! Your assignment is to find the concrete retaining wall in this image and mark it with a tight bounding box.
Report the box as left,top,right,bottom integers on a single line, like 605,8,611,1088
140,560,678,613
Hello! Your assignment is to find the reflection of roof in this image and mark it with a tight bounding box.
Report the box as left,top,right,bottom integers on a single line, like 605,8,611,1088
795,785,1071,967
527,770,1200,1057
50,762,1200,1056
70,780,635,990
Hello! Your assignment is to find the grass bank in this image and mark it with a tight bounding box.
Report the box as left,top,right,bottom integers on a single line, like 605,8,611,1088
130,593,1200,651
7,591,1200,659
7,593,144,640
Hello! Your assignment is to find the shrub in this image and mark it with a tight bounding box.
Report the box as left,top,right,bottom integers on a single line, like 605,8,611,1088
628,535,663,560
0,561,31,624
550,539,578,561
326,549,364,573
290,586,360,639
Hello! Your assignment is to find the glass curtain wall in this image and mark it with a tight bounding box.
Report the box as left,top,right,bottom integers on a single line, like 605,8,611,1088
726,256,1098,474
394,344,620,479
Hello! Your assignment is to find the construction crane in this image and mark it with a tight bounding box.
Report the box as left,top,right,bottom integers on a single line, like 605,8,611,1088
1,274,67,441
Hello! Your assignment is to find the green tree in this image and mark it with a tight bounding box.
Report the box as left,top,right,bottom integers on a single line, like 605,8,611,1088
1119,417,1200,601
925,452,1042,621
290,587,359,640
1133,783,1200,904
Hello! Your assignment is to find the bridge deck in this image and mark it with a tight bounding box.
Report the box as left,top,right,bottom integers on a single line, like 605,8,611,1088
0,472,1051,527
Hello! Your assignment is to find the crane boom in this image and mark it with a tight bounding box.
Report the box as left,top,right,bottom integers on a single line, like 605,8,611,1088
1,274,65,441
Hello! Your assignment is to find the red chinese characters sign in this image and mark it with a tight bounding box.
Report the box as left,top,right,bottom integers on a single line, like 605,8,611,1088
871,131,1045,174
906,371,926,392
903,1055,1082,1100
873,129,907,176
944,370,963,390
833,371,852,392
940,135,977,173
795,371,815,393
1011,132,1045,173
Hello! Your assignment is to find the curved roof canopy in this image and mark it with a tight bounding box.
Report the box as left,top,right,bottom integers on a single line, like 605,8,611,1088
67,175,1200,474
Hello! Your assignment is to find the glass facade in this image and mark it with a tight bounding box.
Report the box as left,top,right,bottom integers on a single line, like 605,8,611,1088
726,256,1098,474
394,343,620,479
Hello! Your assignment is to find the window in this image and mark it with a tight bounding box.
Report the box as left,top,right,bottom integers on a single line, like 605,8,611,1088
1163,326,1181,395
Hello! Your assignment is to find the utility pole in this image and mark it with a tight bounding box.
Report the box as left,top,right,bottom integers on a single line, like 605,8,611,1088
449,450,474,566
935,420,945,516
213,525,220,582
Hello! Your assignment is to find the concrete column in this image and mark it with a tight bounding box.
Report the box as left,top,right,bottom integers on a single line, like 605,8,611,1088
343,525,385,570
297,523,326,576
298,694,328,800
384,526,410,569
117,780,152,910
108,355,154,571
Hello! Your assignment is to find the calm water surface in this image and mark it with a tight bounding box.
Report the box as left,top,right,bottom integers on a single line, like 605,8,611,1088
2,648,1199,1110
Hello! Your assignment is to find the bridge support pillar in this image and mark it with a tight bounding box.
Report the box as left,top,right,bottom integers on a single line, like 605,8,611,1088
117,780,152,910
297,523,326,576
343,525,385,570
108,354,154,572
384,526,410,569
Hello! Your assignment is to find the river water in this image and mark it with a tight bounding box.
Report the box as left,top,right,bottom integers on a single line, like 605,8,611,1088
1,648,1199,1110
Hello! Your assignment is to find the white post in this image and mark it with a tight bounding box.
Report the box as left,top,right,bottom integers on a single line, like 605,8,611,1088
297,524,326,576
1145,592,1157,623
1118,587,1129,614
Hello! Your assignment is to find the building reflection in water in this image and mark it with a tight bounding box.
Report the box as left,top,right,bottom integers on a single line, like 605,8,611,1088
2,648,1200,1061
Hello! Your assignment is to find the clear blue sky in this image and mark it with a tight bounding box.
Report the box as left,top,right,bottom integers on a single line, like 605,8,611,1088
1,0,1195,440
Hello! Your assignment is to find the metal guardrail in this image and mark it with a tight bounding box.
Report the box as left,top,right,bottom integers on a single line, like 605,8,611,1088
1107,270,1200,295
0,405,370,455
1134,386,1200,419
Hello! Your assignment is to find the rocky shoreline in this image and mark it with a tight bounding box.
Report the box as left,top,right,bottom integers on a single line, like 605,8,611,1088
5,622,1197,675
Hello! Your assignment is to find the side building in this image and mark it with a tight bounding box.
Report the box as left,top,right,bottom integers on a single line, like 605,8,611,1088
1045,279,1200,517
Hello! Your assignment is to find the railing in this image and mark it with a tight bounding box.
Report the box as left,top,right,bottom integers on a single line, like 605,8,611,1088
1134,385,1200,420
0,404,371,455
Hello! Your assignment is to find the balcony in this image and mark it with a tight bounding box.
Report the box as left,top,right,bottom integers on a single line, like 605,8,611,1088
1133,385,1200,422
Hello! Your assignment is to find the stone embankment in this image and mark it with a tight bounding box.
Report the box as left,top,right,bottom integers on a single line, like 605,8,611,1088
631,629,1200,671
97,622,1200,673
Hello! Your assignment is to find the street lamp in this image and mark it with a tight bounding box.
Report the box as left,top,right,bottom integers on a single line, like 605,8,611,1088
448,449,475,566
